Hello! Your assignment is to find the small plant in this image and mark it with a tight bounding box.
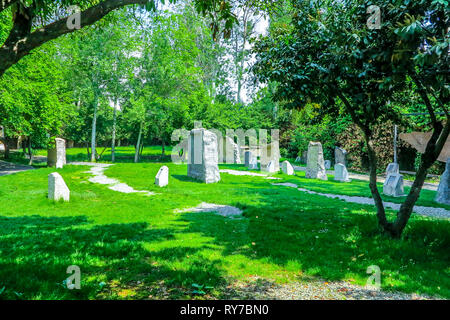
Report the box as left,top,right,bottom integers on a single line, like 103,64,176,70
191,283,213,295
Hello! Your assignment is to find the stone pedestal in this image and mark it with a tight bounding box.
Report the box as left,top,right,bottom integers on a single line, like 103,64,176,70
383,173,404,197
435,159,450,205
187,129,220,183
48,172,70,201
306,142,327,180
155,166,169,187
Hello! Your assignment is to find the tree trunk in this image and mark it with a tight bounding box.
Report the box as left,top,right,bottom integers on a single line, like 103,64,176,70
91,89,99,162
111,99,117,163
134,122,142,163
27,136,33,165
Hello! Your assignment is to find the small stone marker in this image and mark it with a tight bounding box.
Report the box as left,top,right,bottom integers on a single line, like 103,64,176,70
48,172,70,201
155,166,169,187
245,151,258,169
334,163,350,182
281,160,295,175
187,128,220,183
262,160,278,173
335,147,347,166
294,156,301,163
435,158,450,205
324,160,331,170
305,142,327,180
47,138,66,168
383,173,404,197
385,162,399,176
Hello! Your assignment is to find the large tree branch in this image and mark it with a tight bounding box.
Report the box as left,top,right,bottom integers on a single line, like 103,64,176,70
0,0,150,76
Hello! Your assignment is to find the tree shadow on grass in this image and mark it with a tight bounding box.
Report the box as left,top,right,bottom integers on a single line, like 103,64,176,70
177,186,450,298
0,215,225,300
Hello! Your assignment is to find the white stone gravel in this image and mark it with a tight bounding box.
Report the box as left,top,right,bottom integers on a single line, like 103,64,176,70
175,202,243,218
70,162,155,196
220,169,268,177
272,183,450,219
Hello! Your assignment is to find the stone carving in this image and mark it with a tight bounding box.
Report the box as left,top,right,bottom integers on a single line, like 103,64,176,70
155,166,169,187
305,142,327,180
435,158,450,205
281,160,295,175
334,163,350,182
48,172,70,201
383,173,404,197
187,128,220,183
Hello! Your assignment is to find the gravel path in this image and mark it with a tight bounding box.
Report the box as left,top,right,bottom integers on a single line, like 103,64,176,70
220,169,281,180
0,160,34,176
223,277,439,300
273,182,450,219
70,162,155,196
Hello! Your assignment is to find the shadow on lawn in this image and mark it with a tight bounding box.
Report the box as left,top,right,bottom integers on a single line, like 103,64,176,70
0,215,225,300
178,186,450,298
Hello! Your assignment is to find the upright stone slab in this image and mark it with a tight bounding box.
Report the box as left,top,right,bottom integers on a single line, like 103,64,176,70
334,163,350,182
383,173,404,197
305,142,327,180
155,166,169,187
224,136,241,164
335,147,347,166
187,128,220,183
435,158,450,205
48,172,70,201
262,160,278,173
294,156,301,163
324,160,331,170
260,143,280,172
281,160,295,175
385,163,399,176
244,151,258,169
47,138,66,168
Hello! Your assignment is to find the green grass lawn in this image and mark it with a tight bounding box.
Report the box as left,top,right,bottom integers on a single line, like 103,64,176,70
0,156,449,299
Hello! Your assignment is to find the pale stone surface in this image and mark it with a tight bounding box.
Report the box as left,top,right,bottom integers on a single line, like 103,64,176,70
47,138,66,168
335,147,347,166
223,136,241,164
383,173,404,197
244,151,258,169
48,172,70,201
435,159,450,205
155,166,169,187
175,202,243,218
262,160,278,173
305,142,327,180
260,143,280,172
324,160,331,170
187,128,220,183
385,163,399,176
281,160,295,175
334,163,350,182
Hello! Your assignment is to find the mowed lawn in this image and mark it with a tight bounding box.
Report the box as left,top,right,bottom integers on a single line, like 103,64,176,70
0,153,449,299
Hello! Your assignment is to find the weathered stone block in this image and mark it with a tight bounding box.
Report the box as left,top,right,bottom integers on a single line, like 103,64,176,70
48,172,70,201
305,142,327,180
155,166,169,187
187,128,220,183
281,160,295,175
435,158,450,205
334,163,350,182
383,173,404,197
